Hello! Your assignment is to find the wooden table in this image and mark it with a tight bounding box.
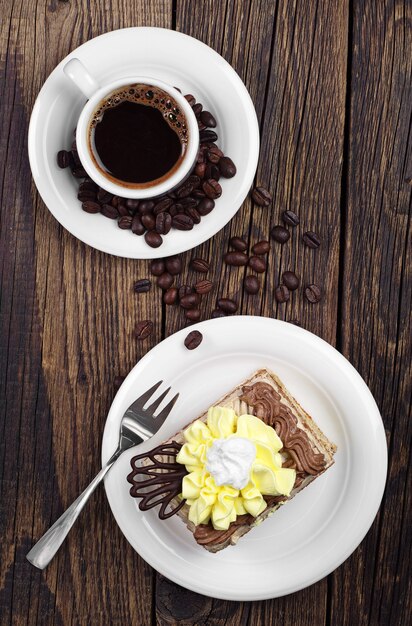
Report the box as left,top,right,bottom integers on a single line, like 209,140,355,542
1,1,411,624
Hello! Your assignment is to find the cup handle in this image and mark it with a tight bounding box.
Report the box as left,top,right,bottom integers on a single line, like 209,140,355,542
63,58,100,100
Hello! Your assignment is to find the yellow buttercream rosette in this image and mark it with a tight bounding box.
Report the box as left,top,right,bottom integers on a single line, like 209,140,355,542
176,406,296,530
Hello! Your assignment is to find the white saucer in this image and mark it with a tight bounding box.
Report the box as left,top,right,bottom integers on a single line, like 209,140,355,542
102,317,387,600
28,28,259,258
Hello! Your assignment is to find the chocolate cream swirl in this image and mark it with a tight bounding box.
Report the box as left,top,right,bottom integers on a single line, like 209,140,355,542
240,382,325,475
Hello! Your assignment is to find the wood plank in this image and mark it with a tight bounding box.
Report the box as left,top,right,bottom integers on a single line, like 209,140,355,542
331,2,412,625
0,1,171,625
157,1,348,624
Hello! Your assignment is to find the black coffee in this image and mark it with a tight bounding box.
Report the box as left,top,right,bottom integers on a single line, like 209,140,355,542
89,84,188,187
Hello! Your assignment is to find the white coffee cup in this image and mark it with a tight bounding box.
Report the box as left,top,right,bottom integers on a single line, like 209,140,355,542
63,58,199,199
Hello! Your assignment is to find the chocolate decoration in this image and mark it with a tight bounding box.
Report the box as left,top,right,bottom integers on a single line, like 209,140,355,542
240,382,325,475
127,442,188,519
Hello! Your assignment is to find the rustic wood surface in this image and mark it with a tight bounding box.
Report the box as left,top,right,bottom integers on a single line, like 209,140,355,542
0,0,410,624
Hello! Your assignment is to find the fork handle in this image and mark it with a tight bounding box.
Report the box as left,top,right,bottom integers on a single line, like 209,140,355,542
26,449,121,570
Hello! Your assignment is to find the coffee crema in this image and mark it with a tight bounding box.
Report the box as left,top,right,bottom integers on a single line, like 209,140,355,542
88,84,189,188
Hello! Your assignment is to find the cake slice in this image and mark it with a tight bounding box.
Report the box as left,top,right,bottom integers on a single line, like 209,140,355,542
127,368,337,552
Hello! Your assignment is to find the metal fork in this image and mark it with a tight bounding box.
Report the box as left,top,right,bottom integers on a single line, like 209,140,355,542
26,380,178,570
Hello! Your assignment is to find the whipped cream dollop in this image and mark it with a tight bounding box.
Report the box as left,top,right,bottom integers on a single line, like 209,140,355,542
206,437,256,490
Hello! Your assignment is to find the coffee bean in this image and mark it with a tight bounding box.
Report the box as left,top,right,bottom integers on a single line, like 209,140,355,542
71,149,81,166
150,259,165,276
199,129,218,143
165,255,182,275
135,320,153,340
163,287,178,305
72,167,88,178
125,198,139,211
138,200,155,214
192,102,203,116
155,212,172,235
81,201,100,214
184,94,196,106
224,251,248,266
251,186,272,206
204,164,221,181
302,231,321,249
230,237,248,252
185,206,201,224
180,293,200,309
203,179,222,199
97,188,113,204
184,330,203,350
305,284,322,303
275,285,290,303
77,190,96,202
185,309,201,322
180,197,198,208
244,275,260,294
172,214,194,230
114,375,125,389
195,162,207,178
282,210,300,227
131,214,145,235
157,272,174,289
252,240,270,255
176,181,194,198
101,203,119,219
179,285,194,299
117,204,131,217
153,198,173,214
197,120,206,131
200,110,216,128
219,156,237,178
217,298,238,314
282,271,299,291
133,279,151,293
187,175,201,189
192,187,206,199
197,198,215,216
118,215,133,229
248,256,267,273
194,279,214,295
141,213,156,230
57,150,72,168
211,308,226,318
207,146,223,164
190,258,210,273
169,204,179,217
271,225,290,244
79,180,98,193
145,230,163,248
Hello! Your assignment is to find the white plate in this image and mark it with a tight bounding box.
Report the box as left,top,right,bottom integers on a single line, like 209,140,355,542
102,317,387,600
28,27,259,258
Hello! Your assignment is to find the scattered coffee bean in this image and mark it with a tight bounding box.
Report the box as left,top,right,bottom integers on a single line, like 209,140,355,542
135,320,153,340
155,212,172,235
282,271,299,291
72,167,88,178
184,94,196,106
133,279,151,293
185,206,201,224
179,285,194,299
77,189,96,202
244,275,260,294
190,258,210,273
101,204,119,219
117,204,130,217
79,181,98,193
305,284,322,303
197,198,215,216
199,129,218,143
251,186,272,206
180,293,200,309
150,259,165,276
114,375,125,389
224,251,248,266
302,231,321,249
205,163,221,181
192,102,203,117
230,237,248,252
186,175,201,189
157,272,174,290
138,200,155,214
57,150,72,168
207,146,223,164
185,309,201,322
275,285,290,303
125,198,139,211
200,111,217,127
211,308,226,318
163,287,178,305
217,298,238,314
248,256,266,273
81,201,100,214
172,214,194,230
97,188,113,204
118,215,133,229
282,210,300,227
195,162,207,178
153,198,173,214
271,225,290,244
218,157,237,178
165,255,182,275
194,279,214,295
252,240,270,255
141,213,156,230
176,181,194,198
71,149,81,167
145,231,163,248
184,330,203,350
131,214,145,235
203,179,222,199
